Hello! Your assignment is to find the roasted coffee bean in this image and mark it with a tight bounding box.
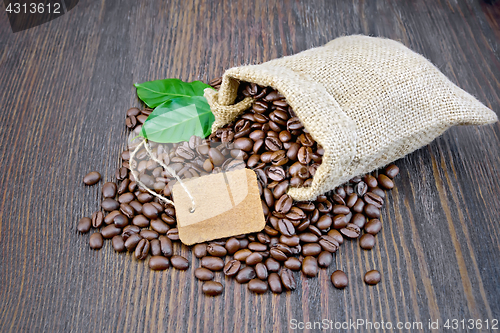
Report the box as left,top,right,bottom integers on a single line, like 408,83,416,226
117,192,134,204
286,207,306,221
118,179,130,195
319,235,339,253
355,181,368,196
125,233,142,251
159,236,173,257
267,166,286,182
278,219,295,236
234,249,252,261
202,281,224,296
364,219,382,235
248,279,268,294
331,270,348,289
364,270,381,285
129,200,142,214
275,195,293,214
299,232,319,243
284,257,301,271
142,203,158,219
207,244,228,257
127,107,140,117
150,219,169,234
287,117,303,130
340,223,361,238
280,268,296,291
224,237,240,254
140,229,159,240
132,215,149,228
316,215,333,230
332,204,350,215
122,225,140,240
302,243,322,256
279,235,300,247
297,146,312,164
102,198,120,211
273,180,289,199
137,192,154,203
364,192,384,208
370,187,386,199
363,174,378,188
364,204,381,218
166,228,179,241
101,224,121,239
195,267,214,281
345,193,358,207
113,213,129,228
111,235,125,252
150,239,161,256
77,217,92,233
255,263,268,280
223,259,241,276
149,256,170,270
117,167,128,180
332,214,347,229
359,233,376,250
351,213,367,228
269,247,288,261
378,174,394,189
135,239,150,260
201,256,224,271
234,137,254,152
102,182,117,198
248,242,267,252
83,171,101,185
352,198,365,213
318,251,333,268
89,232,104,249
308,225,322,237
385,164,400,178
302,256,318,277
265,258,281,272
170,255,189,270
118,203,133,219
193,243,207,258
235,266,256,284
245,252,263,265
208,148,225,166
268,273,283,293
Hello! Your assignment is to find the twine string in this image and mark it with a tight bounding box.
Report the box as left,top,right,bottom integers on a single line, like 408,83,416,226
129,139,196,213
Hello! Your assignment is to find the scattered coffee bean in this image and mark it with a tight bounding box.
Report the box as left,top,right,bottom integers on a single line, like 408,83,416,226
89,232,104,249
83,171,101,185
202,281,224,296
364,270,381,285
248,279,268,294
331,270,348,289
201,256,224,271
77,217,91,233
170,255,189,270
302,256,319,277
149,256,170,270
359,233,376,250
112,235,125,252
280,268,296,291
135,239,150,260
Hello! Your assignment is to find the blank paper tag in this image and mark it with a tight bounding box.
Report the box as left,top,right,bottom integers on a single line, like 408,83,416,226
172,168,266,245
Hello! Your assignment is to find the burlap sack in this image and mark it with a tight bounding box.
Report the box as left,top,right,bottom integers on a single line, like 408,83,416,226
204,35,498,201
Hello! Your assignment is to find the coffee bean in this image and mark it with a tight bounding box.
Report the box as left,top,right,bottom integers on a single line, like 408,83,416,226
121,225,139,239
332,205,350,215
132,215,149,228
318,251,333,268
364,204,381,218
331,270,348,289
265,258,281,272
102,182,117,198
148,256,170,270
364,192,384,208
150,239,161,256
77,217,91,233
280,268,296,291
102,198,120,211
170,255,189,270
355,181,368,196
302,243,322,256
248,279,268,294
117,179,130,195
113,213,128,228
223,259,241,276
327,229,344,245
253,263,268,280
316,215,333,230
278,219,295,237
127,107,140,117
208,148,225,166
166,228,179,241
332,214,347,229
235,266,256,284
345,193,358,207
140,229,159,240
319,235,339,253
195,267,214,281
207,243,228,257
385,164,400,178
248,242,267,252
245,252,263,265
364,219,382,235
89,232,104,249
378,174,394,189
135,239,150,260
340,223,361,238
124,232,142,251
109,235,125,252
150,219,169,234
359,233,376,250
159,236,173,257
201,256,224,271
284,257,301,271
101,224,121,239
142,203,158,219
279,235,300,247
192,243,207,258
351,213,366,228
83,171,101,185
202,281,224,296
352,198,365,213
268,273,283,293
302,256,318,277
364,270,381,285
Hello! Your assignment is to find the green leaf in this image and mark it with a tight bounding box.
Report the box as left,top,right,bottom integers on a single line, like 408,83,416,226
134,78,214,108
140,96,215,143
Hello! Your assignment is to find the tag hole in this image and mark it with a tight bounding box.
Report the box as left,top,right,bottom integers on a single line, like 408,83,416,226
189,207,195,213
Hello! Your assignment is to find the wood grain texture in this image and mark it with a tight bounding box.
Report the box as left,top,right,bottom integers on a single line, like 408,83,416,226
0,0,499,332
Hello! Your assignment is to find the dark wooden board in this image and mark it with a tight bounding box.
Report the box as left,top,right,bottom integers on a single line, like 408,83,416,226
1,0,499,332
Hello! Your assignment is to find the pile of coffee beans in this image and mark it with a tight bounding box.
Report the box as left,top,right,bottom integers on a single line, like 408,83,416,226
78,79,399,296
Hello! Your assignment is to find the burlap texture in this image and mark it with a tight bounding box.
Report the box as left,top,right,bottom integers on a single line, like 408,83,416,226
204,35,498,201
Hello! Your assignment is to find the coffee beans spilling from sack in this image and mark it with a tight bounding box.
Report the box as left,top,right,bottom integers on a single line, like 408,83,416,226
79,79,399,295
